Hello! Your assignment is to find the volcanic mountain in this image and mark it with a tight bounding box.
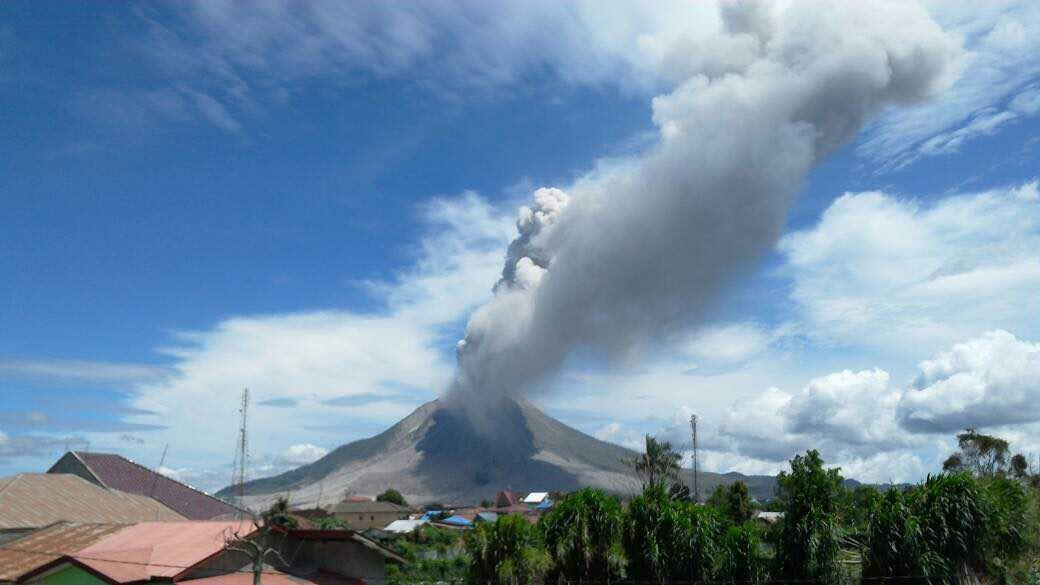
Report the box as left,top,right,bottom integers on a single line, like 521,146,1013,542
221,397,777,507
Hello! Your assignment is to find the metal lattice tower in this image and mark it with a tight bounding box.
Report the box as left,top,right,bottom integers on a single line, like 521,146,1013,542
690,414,699,502
234,388,250,513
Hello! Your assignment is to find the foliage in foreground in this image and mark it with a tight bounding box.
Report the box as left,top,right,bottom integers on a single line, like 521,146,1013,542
540,487,627,583
468,514,551,585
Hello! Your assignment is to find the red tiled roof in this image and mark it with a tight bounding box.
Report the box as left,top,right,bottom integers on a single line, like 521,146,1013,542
68,452,238,520
0,522,126,582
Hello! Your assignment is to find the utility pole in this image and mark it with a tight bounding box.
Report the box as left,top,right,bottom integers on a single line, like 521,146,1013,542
690,414,699,503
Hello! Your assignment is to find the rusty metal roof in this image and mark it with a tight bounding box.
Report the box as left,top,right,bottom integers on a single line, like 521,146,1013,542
73,521,257,583
0,474,184,530
59,452,239,521
0,522,126,582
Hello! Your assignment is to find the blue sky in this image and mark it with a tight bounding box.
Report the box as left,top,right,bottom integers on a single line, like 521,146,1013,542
2,0,1039,491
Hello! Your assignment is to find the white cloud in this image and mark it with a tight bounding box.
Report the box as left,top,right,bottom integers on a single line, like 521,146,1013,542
899,330,1040,432
102,192,514,488
780,180,1040,355
0,358,168,384
680,322,773,366
859,1,1040,169
278,443,328,466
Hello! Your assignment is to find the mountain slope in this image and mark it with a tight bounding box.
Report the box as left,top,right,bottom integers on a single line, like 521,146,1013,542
221,397,777,506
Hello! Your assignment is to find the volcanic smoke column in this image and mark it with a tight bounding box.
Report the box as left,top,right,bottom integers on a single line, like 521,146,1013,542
450,0,960,413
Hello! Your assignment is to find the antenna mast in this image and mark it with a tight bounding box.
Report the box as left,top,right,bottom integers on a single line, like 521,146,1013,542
235,388,250,514
690,414,699,502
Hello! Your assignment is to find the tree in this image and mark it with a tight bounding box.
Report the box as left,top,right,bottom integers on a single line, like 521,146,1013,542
706,482,752,523
225,499,296,585
467,514,550,585
540,488,627,583
624,483,725,584
312,516,348,530
861,488,943,583
626,435,681,488
376,489,408,507
942,428,1025,478
772,450,844,583
718,522,769,584
863,473,1032,584
261,497,298,530
1010,453,1029,478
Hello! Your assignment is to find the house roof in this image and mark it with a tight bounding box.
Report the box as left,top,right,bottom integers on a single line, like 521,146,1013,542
69,521,257,583
495,491,521,508
181,570,364,585
383,519,426,534
522,492,548,504
330,501,409,514
54,452,239,521
0,522,126,582
285,529,406,565
0,474,184,530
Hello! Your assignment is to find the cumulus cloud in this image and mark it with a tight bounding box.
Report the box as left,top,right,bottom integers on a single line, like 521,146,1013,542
278,443,328,466
899,330,1040,432
780,181,1040,354
680,330,1040,483
450,0,958,416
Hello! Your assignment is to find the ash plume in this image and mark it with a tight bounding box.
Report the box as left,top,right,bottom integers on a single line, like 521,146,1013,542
449,1,960,414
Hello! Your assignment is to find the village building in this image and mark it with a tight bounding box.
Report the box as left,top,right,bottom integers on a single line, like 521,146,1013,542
0,474,183,544
329,501,410,531
48,452,238,520
11,522,403,585
0,523,125,584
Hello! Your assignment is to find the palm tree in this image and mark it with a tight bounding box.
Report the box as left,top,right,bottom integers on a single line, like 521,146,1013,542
468,514,550,585
627,435,681,488
540,488,627,583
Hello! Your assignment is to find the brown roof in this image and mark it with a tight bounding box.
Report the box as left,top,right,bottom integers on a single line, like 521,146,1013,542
330,501,409,514
495,491,521,508
0,474,184,530
72,521,256,583
0,522,126,582
56,452,239,521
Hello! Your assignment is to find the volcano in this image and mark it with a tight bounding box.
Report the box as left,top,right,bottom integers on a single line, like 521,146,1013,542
221,397,777,507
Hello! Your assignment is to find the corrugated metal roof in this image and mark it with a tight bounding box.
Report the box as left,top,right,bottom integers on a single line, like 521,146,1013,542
0,522,126,582
522,492,548,504
0,474,184,530
74,521,257,583
63,452,239,521
181,570,364,585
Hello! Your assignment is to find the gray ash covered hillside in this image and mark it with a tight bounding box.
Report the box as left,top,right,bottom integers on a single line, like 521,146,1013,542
219,397,777,507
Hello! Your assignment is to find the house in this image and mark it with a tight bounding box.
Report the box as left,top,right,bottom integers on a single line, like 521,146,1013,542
16,522,403,585
330,501,410,531
0,474,183,544
19,521,257,585
275,529,406,584
0,523,125,583
48,452,239,520
494,491,521,508
752,511,783,525
521,492,548,505
382,519,426,534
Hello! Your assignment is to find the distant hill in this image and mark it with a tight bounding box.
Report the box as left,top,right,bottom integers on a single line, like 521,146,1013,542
220,397,779,507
